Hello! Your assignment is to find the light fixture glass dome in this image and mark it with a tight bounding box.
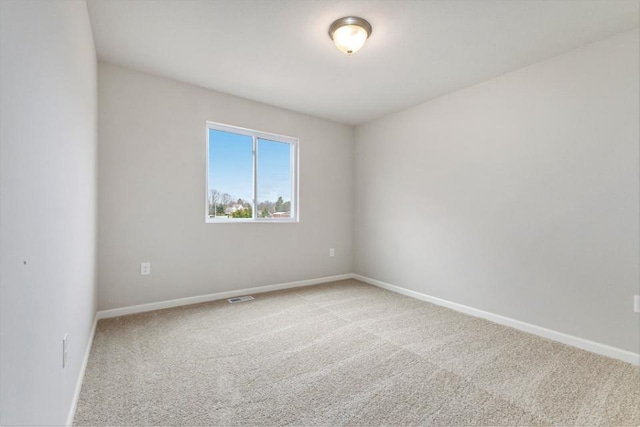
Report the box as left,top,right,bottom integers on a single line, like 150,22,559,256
329,17,372,56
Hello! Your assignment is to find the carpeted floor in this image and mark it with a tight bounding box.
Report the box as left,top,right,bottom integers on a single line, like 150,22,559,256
74,279,639,426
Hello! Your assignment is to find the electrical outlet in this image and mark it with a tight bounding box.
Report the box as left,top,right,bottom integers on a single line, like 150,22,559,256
634,295,639,313
329,248,335,257
62,334,68,368
141,262,151,275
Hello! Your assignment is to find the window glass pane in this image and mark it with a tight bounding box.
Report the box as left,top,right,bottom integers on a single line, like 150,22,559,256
257,138,292,219
208,129,253,219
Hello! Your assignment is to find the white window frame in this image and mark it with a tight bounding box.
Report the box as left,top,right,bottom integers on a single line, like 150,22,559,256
205,121,299,223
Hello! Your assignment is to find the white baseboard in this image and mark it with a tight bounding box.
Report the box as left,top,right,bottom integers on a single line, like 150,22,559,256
64,274,351,425
70,270,637,426
352,274,639,366
66,313,98,426
97,274,353,320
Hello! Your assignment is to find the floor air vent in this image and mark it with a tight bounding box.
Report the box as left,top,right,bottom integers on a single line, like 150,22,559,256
227,296,255,303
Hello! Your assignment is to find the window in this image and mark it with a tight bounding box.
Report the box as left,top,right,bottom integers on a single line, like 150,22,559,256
206,122,298,222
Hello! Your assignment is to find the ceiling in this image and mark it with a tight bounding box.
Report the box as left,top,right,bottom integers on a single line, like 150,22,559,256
87,0,639,126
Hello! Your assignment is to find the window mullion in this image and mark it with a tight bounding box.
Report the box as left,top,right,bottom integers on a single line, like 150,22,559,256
252,136,257,220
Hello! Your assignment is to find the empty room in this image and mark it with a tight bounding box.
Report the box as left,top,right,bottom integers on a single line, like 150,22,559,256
1,0,639,425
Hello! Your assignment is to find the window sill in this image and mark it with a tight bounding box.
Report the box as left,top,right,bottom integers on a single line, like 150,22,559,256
205,218,299,224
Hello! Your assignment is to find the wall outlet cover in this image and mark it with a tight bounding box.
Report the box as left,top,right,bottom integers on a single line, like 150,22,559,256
62,334,68,368
141,262,151,275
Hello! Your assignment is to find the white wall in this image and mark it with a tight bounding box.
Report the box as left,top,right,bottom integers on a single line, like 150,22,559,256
354,30,640,353
0,1,98,425
98,63,353,310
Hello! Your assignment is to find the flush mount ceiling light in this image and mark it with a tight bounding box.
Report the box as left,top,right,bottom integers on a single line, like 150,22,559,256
328,16,372,56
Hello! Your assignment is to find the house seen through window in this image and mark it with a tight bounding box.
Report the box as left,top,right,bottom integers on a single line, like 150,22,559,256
206,122,298,222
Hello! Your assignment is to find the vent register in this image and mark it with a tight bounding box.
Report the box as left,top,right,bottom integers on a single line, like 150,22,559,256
227,296,255,303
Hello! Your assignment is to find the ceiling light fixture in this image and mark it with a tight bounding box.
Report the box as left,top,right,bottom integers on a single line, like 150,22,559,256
328,16,372,56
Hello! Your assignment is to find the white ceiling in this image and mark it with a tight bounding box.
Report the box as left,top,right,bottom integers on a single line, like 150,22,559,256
87,0,639,125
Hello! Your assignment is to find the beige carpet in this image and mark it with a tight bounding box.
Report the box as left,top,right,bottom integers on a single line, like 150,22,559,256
74,279,639,426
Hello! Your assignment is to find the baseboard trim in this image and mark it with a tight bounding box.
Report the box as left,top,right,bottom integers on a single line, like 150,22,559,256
96,274,353,320
66,313,98,426
352,274,640,366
